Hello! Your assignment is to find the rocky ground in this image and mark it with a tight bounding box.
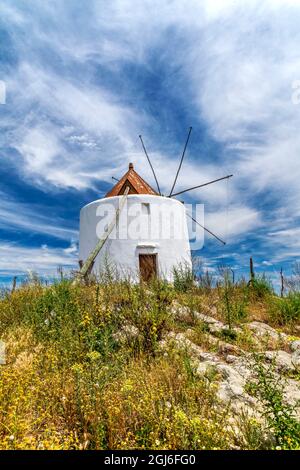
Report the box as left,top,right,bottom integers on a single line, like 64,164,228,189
1,279,300,449
117,299,300,424
164,302,300,420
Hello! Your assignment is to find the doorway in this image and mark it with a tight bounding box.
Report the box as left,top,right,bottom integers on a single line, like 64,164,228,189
139,254,157,282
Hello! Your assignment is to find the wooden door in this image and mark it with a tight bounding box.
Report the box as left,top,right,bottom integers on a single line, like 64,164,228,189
139,254,157,282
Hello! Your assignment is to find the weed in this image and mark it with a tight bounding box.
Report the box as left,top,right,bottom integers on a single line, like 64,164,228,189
173,263,194,293
268,292,300,326
220,269,248,330
249,354,300,449
250,275,274,299
0,276,299,450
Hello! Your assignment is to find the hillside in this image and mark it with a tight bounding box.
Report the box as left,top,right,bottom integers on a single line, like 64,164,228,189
0,272,300,450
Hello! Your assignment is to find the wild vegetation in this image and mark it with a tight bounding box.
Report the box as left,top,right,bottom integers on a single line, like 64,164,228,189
0,265,300,450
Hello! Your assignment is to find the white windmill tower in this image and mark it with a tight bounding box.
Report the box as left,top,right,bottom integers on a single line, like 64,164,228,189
79,162,192,282
77,128,232,283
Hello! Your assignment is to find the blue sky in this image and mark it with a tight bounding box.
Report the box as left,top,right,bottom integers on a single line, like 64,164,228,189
1,0,300,287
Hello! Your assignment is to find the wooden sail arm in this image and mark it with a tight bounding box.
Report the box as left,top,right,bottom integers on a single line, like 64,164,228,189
186,212,226,245
169,127,193,197
170,175,233,198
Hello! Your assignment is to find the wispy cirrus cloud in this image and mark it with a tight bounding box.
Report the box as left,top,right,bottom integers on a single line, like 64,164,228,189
4,62,145,189
0,192,76,240
0,0,300,278
0,242,77,277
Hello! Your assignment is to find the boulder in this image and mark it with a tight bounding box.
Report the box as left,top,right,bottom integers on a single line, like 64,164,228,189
264,350,294,372
169,301,191,321
248,321,287,342
290,340,300,352
225,354,239,364
161,328,300,421
291,349,300,368
284,379,300,413
170,301,243,337
112,324,139,343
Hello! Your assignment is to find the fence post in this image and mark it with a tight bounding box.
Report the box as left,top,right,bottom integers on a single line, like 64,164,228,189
280,267,284,298
250,257,255,283
11,276,17,293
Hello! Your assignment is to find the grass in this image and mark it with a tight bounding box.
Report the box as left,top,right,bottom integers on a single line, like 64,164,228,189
268,292,300,326
247,354,300,450
0,271,299,450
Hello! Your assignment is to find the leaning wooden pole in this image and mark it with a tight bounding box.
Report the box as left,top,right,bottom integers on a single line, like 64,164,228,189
73,186,130,286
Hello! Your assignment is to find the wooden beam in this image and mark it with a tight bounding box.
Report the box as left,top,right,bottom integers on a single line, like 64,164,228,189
73,186,130,286
250,257,255,282
170,174,233,198
280,267,284,298
11,276,17,293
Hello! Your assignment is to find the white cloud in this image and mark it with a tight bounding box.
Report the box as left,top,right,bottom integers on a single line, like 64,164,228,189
204,206,261,241
5,61,144,189
64,241,78,254
17,126,61,174
181,1,300,210
0,193,76,240
1,0,300,261
0,242,77,276
5,0,295,201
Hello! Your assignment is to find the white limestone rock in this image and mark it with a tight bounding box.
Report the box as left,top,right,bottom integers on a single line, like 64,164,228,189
161,328,300,418
290,340,300,352
248,321,288,342
264,350,294,372
112,324,139,343
291,349,300,368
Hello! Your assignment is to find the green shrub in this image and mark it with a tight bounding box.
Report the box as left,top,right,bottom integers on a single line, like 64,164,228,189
1,276,299,450
219,328,238,341
269,292,300,325
249,355,300,449
173,263,194,293
198,270,215,292
119,280,173,355
221,272,248,329
250,275,274,298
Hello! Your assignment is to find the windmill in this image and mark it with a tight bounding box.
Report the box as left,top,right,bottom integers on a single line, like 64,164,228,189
75,128,232,284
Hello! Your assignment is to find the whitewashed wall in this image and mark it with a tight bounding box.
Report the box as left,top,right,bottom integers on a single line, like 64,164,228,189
79,194,192,281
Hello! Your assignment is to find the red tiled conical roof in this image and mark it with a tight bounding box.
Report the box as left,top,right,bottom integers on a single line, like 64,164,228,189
105,163,158,197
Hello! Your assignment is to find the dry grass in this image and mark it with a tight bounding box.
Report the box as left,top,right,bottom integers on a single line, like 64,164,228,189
0,275,299,449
